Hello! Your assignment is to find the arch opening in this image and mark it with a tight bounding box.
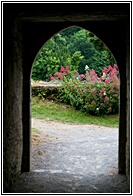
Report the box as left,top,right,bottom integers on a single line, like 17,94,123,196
30,26,120,176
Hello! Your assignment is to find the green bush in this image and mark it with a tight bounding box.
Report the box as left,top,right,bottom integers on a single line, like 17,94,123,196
57,80,119,115
32,87,59,101
56,64,120,115
33,64,120,116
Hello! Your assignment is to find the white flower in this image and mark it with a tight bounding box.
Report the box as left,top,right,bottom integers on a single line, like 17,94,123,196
103,92,106,96
102,72,106,79
85,65,89,71
96,108,99,111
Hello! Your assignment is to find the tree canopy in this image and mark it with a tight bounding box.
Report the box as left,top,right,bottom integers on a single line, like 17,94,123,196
32,26,116,81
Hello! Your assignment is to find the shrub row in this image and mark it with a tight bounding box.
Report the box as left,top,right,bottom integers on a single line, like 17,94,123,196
57,81,119,115
32,64,120,116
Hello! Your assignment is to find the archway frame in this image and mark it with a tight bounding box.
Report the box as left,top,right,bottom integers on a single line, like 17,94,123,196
21,19,129,175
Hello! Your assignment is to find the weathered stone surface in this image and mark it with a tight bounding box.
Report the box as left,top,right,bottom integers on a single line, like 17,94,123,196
3,18,23,192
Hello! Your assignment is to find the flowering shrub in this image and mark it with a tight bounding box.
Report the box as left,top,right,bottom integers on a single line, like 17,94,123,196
50,64,120,115
49,66,72,81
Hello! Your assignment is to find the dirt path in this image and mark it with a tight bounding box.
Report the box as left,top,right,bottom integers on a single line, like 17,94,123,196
31,118,118,175
11,118,130,193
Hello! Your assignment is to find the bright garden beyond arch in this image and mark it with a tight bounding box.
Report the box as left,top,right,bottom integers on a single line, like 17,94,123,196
32,26,119,116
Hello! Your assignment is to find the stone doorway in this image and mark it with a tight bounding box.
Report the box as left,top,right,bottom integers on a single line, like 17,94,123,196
3,2,130,192
30,26,119,176
22,21,128,175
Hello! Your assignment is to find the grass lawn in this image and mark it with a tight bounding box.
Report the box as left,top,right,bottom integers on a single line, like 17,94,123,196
31,97,119,128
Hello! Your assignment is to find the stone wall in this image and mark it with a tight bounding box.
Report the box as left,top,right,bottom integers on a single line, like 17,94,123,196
126,21,130,185
3,14,23,192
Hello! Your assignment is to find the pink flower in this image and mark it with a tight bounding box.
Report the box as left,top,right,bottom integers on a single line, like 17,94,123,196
102,67,108,74
114,94,118,97
60,66,65,73
112,83,119,90
58,74,63,80
100,88,105,93
90,69,99,82
108,65,113,71
105,79,110,84
104,96,109,102
108,90,114,94
99,93,102,98
65,66,69,73
114,64,118,69
50,76,55,80
80,74,86,79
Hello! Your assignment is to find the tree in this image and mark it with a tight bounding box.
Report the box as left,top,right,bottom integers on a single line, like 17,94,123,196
32,34,71,81
32,26,116,81
71,51,84,71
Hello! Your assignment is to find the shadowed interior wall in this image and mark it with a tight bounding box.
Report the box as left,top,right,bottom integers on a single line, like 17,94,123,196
3,3,130,192
3,15,23,192
126,21,130,184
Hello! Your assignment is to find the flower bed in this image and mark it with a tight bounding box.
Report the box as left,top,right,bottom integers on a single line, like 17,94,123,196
32,64,120,116
50,64,120,115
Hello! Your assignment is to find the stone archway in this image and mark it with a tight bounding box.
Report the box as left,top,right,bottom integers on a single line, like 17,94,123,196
21,20,128,176
3,3,130,192
30,25,120,174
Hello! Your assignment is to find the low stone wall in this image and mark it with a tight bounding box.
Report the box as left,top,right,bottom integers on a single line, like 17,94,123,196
31,81,62,87
31,82,61,100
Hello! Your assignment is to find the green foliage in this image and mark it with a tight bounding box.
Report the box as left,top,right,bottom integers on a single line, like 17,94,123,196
32,87,59,101
34,64,119,116
32,26,116,81
32,39,60,81
58,80,119,116
56,65,120,116
71,51,84,71
91,50,115,76
60,26,82,37
32,34,71,81
32,97,119,127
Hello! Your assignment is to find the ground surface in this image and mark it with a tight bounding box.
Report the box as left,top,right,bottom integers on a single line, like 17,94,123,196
11,118,130,194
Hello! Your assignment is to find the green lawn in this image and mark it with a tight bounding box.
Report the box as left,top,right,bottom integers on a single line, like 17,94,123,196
31,97,119,128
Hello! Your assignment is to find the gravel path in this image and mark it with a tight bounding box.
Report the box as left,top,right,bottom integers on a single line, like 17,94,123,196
11,118,130,193
31,118,118,175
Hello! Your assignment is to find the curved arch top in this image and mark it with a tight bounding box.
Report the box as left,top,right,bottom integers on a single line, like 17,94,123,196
23,21,125,76
31,24,117,76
